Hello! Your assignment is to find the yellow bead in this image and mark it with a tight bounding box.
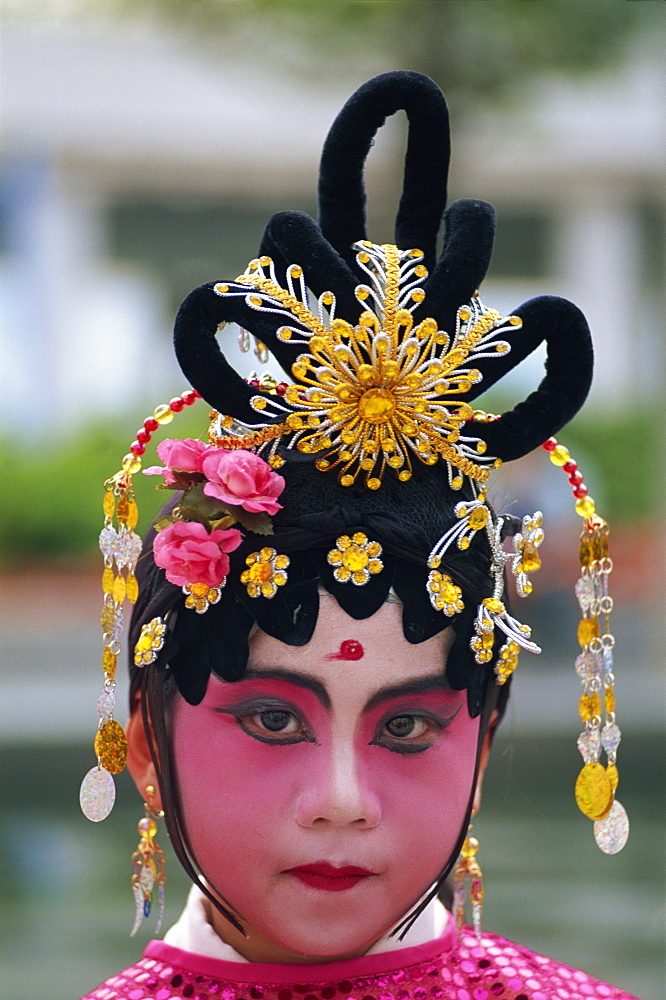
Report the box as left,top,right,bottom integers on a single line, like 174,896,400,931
604,685,615,713
112,574,126,604
103,648,117,680
102,566,114,594
549,445,570,466
575,762,613,820
577,617,599,647
575,496,596,519
249,561,273,584
103,491,115,517
579,536,592,567
126,498,139,531
153,404,174,425
340,475,354,487
398,470,411,482
116,496,129,523
579,691,602,721
138,816,158,839
126,573,139,604
121,453,142,474
94,720,128,775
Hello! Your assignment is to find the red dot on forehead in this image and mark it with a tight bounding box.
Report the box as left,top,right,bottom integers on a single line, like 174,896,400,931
325,639,364,661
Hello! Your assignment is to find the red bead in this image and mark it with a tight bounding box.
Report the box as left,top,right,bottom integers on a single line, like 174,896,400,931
542,438,557,451
276,382,287,396
136,429,151,445
143,417,159,432
169,397,185,412
568,470,584,486
249,379,260,388
563,460,578,474
130,441,145,456
573,485,588,499
181,389,198,405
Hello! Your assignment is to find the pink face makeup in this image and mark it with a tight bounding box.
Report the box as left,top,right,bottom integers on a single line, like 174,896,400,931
325,639,364,661
171,600,479,964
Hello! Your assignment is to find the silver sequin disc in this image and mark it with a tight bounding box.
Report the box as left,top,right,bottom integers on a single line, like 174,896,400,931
80,766,116,822
594,799,629,854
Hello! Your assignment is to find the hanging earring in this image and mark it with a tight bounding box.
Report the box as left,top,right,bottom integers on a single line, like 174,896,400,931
453,826,484,942
130,785,167,937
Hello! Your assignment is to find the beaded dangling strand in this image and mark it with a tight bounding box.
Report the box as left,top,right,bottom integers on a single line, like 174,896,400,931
79,390,201,823
453,827,484,942
542,437,629,853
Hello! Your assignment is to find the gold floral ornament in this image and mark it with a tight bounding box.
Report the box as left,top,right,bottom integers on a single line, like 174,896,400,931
213,245,521,491
427,500,492,568
470,597,541,667
511,511,544,597
241,547,290,598
327,532,383,585
134,617,167,667
426,570,464,616
494,640,520,685
183,582,224,614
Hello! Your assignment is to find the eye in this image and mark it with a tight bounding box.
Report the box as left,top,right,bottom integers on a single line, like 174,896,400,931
253,709,300,734
371,706,460,755
384,715,428,739
213,700,316,746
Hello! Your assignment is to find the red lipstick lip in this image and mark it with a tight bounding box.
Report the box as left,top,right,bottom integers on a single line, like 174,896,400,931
284,862,376,891
286,863,375,877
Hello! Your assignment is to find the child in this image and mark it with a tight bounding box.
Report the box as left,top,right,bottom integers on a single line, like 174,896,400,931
79,72,637,999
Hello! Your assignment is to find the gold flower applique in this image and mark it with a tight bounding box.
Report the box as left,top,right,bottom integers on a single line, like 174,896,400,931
134,617,167,667
241,548,290,598
327,533,383,585
426,570,465,616
183,582,224,614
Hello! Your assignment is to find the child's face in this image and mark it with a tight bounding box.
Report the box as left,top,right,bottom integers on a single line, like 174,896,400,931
172,598,480,963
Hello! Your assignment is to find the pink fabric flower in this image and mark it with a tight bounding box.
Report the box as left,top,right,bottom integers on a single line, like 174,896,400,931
153,521,242,588
144,439,209,485
201,449,285,514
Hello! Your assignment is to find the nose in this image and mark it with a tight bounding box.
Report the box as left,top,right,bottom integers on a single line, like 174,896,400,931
295,738,382,829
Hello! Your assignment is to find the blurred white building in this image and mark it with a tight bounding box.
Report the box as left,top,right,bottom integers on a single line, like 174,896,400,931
1,18,664,437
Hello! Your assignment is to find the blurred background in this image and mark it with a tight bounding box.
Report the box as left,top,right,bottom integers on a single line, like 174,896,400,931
1,1,664,998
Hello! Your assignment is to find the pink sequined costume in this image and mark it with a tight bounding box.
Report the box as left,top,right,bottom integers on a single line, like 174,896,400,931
81,926,639,1000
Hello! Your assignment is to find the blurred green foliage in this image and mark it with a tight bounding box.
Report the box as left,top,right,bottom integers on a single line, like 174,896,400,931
0,403,206,565
0,407,658,565
7,0,664,117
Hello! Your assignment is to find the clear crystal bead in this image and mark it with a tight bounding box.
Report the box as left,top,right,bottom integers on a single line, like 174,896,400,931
96,689,115,719
79,766,116,822
575,650,601,684
126,532,143,572
594,800,629,854
577,727,601,763
115,528,142,571
574,576,595,612
601,721,622,754
99,525,118,560
602,647,614,676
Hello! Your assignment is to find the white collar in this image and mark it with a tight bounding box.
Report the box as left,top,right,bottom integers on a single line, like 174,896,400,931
164,884,449,964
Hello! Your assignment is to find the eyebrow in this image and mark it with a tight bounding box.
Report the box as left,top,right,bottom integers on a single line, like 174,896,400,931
242,667,452,713
243,668,331,709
